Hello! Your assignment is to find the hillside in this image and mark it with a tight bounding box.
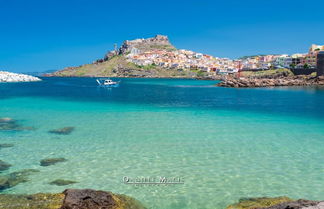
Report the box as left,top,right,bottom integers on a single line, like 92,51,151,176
49,35,204,78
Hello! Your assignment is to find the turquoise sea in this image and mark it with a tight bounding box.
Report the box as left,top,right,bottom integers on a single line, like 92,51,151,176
1,77,324,209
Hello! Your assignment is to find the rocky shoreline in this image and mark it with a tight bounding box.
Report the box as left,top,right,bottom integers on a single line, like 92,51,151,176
0,191,323,209
0,189,146,209
217,75,324,88
0,71,41,83
226,197,324,209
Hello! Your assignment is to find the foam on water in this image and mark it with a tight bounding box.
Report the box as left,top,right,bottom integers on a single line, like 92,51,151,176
0,78,324,209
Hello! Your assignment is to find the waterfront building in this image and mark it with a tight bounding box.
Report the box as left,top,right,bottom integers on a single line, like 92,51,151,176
304,44,324,67
317,51,324,76
291,54,305,67
273,55,290,68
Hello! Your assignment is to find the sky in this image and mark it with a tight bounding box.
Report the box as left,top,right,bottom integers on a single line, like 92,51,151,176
1,0,324,72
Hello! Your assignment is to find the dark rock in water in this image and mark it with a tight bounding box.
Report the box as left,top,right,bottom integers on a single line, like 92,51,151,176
0,189,145,209
0,143,14,149
0,118,20,131
0,169,39,191
0,117,15,123
265,199,324,209
0,160,11,172
61,189,146,209
49,127,75,135
0,117,34,131
40,158,67,166
225,197,324,209
0,193,64,209
49,179,78,186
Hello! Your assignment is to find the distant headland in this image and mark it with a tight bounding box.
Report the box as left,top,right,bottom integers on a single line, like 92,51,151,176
45,35,324,84
46,35,193,78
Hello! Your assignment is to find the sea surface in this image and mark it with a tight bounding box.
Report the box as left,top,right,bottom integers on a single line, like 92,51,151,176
1,77,324,209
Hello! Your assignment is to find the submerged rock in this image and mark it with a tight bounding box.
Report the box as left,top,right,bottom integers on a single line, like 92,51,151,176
0,117,15,123
0,169,39,191
61,189,146,209
0,143,14,149
0,189,145,209
0,160,11,172
0,193,64,209
49,127,75,135
40,158,67,166
0,118,20,131
0,117,34,131
49,179,78,186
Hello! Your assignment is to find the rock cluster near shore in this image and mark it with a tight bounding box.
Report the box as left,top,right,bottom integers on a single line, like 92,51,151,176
0,117,35,131
0,192,323,209
217,75,324,88
226,197,324,209
0,71,41,82
0,189,146,209
0,169,39,191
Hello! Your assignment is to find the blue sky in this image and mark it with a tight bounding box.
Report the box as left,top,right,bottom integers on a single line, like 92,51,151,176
1,0,324,72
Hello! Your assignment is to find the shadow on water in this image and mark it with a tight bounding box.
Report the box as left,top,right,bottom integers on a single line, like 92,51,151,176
1,77,324,119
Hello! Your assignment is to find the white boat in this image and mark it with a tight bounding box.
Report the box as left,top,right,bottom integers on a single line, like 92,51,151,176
96,78,120,87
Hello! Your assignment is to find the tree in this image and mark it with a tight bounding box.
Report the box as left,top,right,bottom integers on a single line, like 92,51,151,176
290,63,296,69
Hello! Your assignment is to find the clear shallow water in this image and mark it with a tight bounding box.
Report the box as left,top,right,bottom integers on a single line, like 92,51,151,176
0,77,324,209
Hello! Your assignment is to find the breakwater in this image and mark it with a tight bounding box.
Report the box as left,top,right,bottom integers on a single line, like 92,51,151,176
217,75,324,87
0,71,41,82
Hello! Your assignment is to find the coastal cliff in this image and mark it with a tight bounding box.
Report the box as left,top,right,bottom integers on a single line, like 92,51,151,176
0,71,41,82
105,34,175,60
47,35,205,78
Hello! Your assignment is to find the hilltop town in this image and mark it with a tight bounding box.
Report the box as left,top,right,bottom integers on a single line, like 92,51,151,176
49,35,324,78
123,41,323,74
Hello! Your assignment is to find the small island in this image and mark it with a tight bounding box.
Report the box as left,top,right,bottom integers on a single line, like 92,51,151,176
0,71,41,83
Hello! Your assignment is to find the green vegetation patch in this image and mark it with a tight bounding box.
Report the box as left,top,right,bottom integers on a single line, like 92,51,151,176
241,68,293,77
226,196,293,209
0,193,64,209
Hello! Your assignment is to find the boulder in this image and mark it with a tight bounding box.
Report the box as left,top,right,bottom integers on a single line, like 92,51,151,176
0,189,145,209
0,160,11,172
225,197,324,209
49,179,78,186
61,189,146,209
0,143,14,149
49,127,75,135
40,158,67,166
265,199,324,209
